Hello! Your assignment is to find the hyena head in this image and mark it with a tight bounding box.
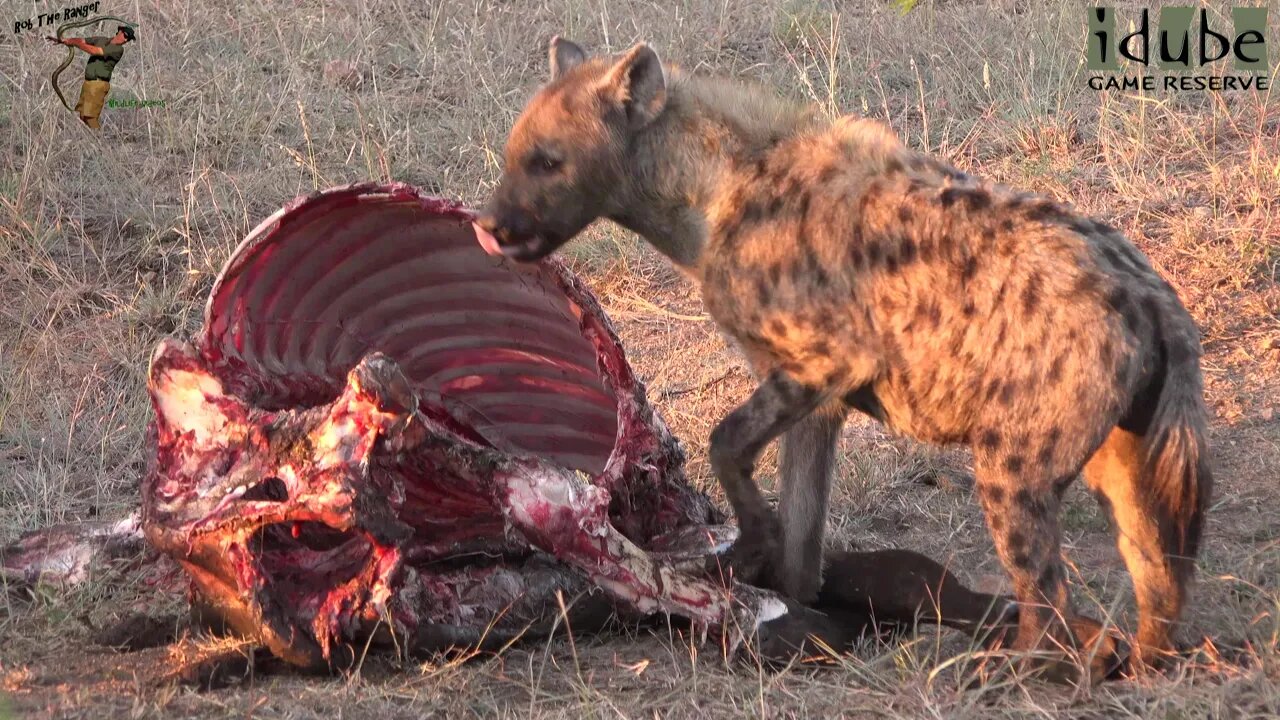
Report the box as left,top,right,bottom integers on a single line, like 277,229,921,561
475,37,667,262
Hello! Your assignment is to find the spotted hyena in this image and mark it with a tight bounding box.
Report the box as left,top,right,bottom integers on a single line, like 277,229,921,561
474,37,1212,672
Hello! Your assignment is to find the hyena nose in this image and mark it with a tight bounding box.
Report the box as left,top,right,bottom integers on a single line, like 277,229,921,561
477,208,533,244
473,207,531,256
475,212,501,237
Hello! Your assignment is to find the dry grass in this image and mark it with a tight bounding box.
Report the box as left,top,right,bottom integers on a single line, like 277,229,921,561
1,0,1278,717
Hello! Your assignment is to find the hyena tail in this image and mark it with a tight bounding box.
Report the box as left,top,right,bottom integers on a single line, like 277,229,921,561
1142,344,1213,574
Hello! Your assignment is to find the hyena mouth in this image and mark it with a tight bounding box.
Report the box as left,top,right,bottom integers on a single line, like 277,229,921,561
472,223,556,262
472,222,505,256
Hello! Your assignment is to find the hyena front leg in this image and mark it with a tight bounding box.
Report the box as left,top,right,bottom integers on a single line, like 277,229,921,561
709,370,826,587
774,408,845,603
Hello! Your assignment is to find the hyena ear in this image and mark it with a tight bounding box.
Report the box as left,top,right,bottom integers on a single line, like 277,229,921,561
549,36,587,82
598,42,666,129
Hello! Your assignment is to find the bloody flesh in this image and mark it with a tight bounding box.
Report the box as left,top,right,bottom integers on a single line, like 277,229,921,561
4,184,1025,672
136,183,795,668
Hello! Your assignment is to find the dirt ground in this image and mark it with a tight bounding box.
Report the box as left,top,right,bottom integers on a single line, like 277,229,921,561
1,0,1278,717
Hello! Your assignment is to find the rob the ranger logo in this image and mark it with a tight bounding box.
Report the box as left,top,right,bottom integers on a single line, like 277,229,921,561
1087,7,1270,91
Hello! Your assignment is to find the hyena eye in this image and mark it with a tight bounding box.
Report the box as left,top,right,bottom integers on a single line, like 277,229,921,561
528,152,563,175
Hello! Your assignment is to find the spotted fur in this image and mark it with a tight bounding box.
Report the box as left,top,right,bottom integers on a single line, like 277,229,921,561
477,38,1212,672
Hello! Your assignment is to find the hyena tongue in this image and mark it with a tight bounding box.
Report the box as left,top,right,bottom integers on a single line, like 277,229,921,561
472,222,503,256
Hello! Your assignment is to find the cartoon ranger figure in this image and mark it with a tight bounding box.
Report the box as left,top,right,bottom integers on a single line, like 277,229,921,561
45,24,136,129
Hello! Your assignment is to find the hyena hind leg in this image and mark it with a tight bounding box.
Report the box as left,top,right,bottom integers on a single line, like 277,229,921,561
773,408,845,603
972,451,1073,652
1083,426,1202,667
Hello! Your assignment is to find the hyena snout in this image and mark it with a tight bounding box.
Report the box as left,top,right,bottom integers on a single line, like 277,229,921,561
475,202,536,248
473,203,547,262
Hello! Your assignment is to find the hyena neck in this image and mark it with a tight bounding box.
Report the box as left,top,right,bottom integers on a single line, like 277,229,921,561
608,71,817,271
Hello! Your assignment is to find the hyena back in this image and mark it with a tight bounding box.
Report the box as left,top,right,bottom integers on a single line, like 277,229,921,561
476,38,1212,670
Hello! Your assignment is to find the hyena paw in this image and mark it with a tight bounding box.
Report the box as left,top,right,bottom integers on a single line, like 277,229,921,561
968,614,1129,687
751,597,855,666
715,520,783,587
